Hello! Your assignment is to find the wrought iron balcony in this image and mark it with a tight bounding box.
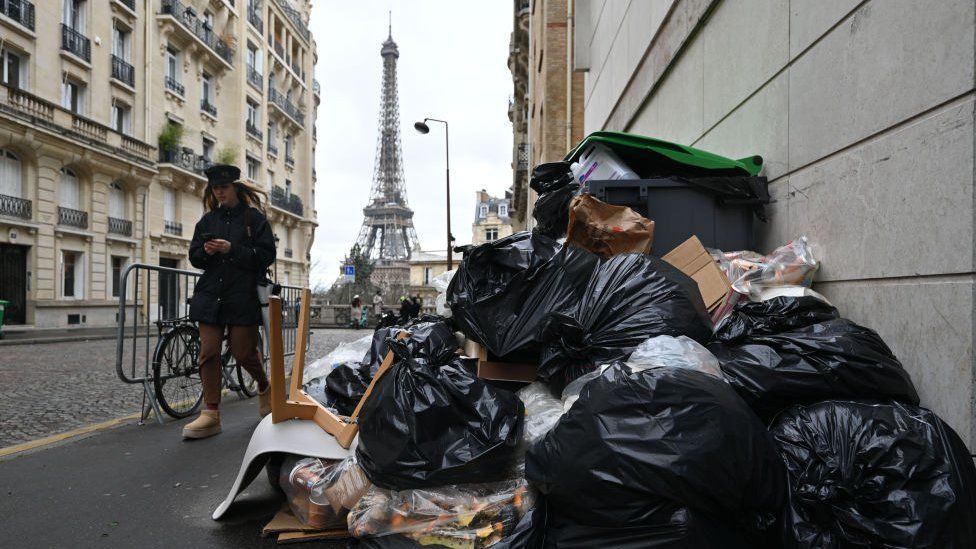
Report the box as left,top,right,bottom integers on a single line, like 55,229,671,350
165,76,184,96
159,0,234,66
247,66,262,89
111,55,135,86
284,155,294,167
247,6,262,33
272,40,285,60
0,193,31,219
158,148,213,175
284,248,293,258
267,142,278,156
201,99,217,117
108,216,133,236
61,24,91,62
1,0,34,30
58,206,88,229
246,122,262,140
290,60,303,80
268,88,304,126
271,186,303,216
273,0,309,42
119,0,136,11
517,142,529,171
163,220,183,236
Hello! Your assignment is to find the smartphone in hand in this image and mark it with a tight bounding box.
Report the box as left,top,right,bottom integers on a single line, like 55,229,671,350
201,232,216,241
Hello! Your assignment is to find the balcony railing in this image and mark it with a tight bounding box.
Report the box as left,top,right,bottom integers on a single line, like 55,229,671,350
247,66,262,89
271,186,303,216
1,0,34,30
159,0,234,66
158,148,213,175
165,76,184,96
267,142,278,156
246,122,262,140
247,7,262,33
0,193,31,219
163,220,183,236
284,155,295,167
61,24,91,62
290,60,303,80
268,88,304,126
273,0,309,42
118,0,136,11
111,55,135,86
201,99,217,117
284,248,293,258
272,40,285,59
108,216,133,236
58,206,88,229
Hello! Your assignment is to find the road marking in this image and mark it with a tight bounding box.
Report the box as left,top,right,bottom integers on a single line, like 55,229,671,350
0,412,142,459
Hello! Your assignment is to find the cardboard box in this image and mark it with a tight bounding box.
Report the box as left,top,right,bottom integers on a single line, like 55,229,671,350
662,236,732,312
462,340,537,383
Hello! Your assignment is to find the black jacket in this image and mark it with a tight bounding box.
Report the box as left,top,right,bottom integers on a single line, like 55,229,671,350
188,202,276,325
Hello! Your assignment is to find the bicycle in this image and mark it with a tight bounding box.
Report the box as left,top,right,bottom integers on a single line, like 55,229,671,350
151,313,267,419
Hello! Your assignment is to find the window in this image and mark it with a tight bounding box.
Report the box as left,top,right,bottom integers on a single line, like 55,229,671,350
485,228,499,241
63,0,85,30
111,256,127,298
423,267,432,285
60,168,80,209
166,47,179,82
498,204,508,217
285,179,291,196
246,43,261,72
246,99,259,127
202,72,213,104
62,250,82,298
0,148,22,198
202,138,215,161
1,49,26,89
284,134,292,157
202,10,214,30
112,24,130,61
267,121,275,142
266,169,274,188
246,157,259,182
479,204,488,218
110,101,130,134
109,181,125,219
163,186,176,222
61,79,84,114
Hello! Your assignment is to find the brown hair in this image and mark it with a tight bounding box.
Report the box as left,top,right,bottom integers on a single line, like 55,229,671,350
203,180,268,215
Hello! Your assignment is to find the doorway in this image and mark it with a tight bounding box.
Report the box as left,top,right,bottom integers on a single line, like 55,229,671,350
0,244,28,324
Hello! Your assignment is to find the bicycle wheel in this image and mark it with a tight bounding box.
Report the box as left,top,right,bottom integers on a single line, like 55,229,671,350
152,325,203,419
227,331,267,398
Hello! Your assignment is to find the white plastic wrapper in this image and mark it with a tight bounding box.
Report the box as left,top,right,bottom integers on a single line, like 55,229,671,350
517,382,564,446
626,335,722,378
560,365,611,412
303,333,373,383
719,237,819,297
432,269,457,318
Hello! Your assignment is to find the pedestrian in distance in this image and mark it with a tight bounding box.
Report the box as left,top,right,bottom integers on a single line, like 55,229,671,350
410,295,422,319
182,164,276,439
350,295,366,328
398,295,411,324
372,290,384,318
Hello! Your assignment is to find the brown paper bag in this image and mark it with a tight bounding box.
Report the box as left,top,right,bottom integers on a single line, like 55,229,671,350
566,194,654,257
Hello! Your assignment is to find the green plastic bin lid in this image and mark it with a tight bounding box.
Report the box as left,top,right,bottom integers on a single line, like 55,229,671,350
565,131,763,177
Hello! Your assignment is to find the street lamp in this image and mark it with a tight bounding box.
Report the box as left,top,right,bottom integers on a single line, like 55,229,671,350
414,118,453,270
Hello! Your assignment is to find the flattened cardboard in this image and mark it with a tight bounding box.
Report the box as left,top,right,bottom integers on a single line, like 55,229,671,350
662,236,732,311
462,339,537,383
264,506,350,544
276,530,349,544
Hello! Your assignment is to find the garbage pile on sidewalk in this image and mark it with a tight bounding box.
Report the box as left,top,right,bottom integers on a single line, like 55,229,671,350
255,133,976,547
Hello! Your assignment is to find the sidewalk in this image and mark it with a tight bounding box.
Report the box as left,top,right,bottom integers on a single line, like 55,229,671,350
0,325,119,345
0,398,347,548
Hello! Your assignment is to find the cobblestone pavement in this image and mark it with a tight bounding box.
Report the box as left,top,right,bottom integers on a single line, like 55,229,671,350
0,328,372,448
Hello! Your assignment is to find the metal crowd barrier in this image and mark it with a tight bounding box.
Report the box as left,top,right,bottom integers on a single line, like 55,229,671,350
114,263,307,424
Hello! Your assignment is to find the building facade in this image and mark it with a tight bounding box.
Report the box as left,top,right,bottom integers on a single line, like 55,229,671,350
0,0,318,328
508,0,584,231
407,250,450,313
471,190,514,246
573,0,976,447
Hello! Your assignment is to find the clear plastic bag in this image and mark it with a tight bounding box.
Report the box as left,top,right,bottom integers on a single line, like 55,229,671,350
303,333,373,383
718,237,819,297
517,382,563,446
280,456,372,529
626,335,722,378
348,478,536,548
432,269,457,318
560,365,610,412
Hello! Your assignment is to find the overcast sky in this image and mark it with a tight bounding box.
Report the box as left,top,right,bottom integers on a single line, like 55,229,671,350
308,2,513,288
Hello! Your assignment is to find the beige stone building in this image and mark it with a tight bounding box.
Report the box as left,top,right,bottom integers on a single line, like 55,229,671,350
0,0,318,328
470,189,514,246
508,0,584,231
407,250,450,312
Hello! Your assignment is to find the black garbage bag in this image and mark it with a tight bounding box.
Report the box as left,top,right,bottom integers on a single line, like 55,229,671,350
536,248,713,393
709,296,919,420
771,400,976,548
530,161,580,239
526,364,785,529
447,231,583,361
544,503,753,549
357,337,525,490
320,361,371,416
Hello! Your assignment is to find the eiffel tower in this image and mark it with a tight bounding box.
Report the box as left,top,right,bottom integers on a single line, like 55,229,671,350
353,23,421,292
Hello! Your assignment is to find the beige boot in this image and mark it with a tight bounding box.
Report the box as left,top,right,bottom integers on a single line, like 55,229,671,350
258,385,272,418
182,410,221,439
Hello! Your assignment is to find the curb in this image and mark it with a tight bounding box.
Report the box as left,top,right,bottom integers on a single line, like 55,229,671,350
0,411,143,459
0,334,118,346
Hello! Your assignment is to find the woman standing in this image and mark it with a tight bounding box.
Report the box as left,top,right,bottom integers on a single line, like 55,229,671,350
182,164,276,439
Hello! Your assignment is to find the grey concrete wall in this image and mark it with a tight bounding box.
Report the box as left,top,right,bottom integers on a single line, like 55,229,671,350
579,0,976,446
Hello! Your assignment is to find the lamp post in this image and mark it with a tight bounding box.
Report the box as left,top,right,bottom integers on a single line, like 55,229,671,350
414,118,453,270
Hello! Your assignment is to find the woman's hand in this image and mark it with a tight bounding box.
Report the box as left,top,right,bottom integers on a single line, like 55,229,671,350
204,239,232,255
